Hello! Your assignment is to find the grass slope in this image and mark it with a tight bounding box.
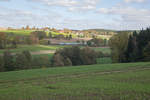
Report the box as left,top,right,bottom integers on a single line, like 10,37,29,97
0,62,150,100
0,30,33,36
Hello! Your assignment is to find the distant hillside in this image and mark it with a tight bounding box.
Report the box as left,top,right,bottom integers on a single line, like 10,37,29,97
83,29,137,35
85,29,116,32
82,29,117,36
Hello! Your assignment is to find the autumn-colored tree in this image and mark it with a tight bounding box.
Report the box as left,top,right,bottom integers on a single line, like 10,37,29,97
0,56,4,72
51,53,65,67
30,31,47,40
0,32,6,49
26,25,30,30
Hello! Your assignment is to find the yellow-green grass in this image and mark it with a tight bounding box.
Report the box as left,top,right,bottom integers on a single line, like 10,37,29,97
51,31,77,38
0,62,150,100
0,30,33,36
97,35,112,40
0,30,77,37
0,45,65,54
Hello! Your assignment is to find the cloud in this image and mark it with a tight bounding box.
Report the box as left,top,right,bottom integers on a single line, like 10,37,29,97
0,6,62,28
124,0,146,3
97,6,150,29
28,0,100,12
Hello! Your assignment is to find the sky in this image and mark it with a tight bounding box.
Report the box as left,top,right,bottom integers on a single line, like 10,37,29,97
0,0,150,30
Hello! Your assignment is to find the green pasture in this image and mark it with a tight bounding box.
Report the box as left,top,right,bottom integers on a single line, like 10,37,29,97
0,30,33,36
0,30,77,37
0,45,65,54
0,62,150,100
0,45,110,54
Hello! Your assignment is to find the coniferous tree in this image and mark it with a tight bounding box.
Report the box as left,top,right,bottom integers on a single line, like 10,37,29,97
124,28,150,62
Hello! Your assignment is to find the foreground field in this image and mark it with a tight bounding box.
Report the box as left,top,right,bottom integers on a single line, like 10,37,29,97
0,62,150,100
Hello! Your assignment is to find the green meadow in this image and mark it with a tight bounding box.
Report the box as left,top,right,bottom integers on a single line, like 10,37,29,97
0,62,150,100
0,30,77,37
0,45,65,54
0,30,33,36
0,45,110,54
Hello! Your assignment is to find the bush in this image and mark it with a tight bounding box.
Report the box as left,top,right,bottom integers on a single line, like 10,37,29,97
15,53,28,70
51,53,65,67
3,51,15,71
51,46,98,67
80,47,98,65
32,56,51,68
22,50,32,62
87,38,105,47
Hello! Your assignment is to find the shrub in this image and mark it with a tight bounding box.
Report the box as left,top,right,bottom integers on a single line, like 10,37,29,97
51,53,65,67
64,57,72,66
15,53,28,70
87,38,105,47
22,50,32,62
51,46,98,67
3,51,15,71
80,47,98,65
31,56,51,68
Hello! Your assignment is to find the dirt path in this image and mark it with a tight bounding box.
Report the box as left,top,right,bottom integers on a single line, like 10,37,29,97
30,50,55,55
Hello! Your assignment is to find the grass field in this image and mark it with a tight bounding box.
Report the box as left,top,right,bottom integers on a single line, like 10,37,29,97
0,30,77,37
0,62,150,100
0,45,65,54
0,30,33,36
0,45,110,54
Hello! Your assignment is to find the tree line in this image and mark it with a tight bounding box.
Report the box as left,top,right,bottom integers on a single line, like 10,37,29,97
0,50,52,72
0,46,109,72
0,31,73,49
109,28,150,63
